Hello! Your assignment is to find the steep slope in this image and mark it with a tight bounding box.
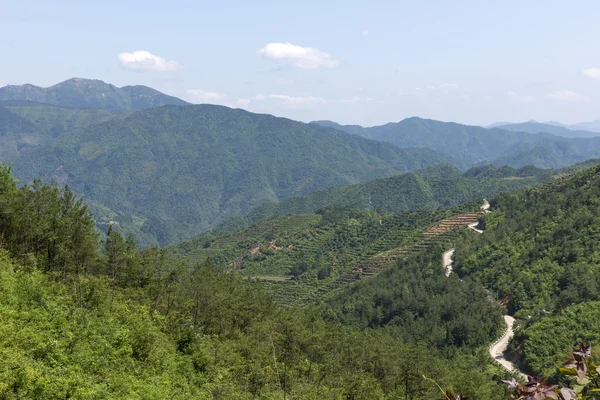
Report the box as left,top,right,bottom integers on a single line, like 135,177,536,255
0,78,189,111
217,164,553,232
0,106,40,161
491,121,599,138
10,105,455,246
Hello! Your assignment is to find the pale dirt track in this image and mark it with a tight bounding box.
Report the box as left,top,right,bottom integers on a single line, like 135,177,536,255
489,316,527,378
442,248,455,277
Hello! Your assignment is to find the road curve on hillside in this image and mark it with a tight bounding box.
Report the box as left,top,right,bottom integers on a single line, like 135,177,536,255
489,316,527,378
443,248,455,277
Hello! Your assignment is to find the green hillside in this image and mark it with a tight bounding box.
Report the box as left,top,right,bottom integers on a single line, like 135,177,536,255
453,163,600,377
0,164,509,399
171,198,489,305
9,104,455,247
0,78,189,112
217,164,553,232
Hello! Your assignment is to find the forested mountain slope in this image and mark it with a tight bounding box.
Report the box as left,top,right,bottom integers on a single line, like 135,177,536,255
453,163,600,377
0,103,118,162
8,104,454,246
0,78,189,111
0,164,509,399
217,164,554,232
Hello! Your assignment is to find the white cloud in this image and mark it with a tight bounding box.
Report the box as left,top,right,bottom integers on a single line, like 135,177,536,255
257,43,339,69
268,94,326,106
507,91,536,103
334,97,361,105
406,83,461,98
187,89,228,102
264,94,375,109
118,50,183,72
274,78,293,85
440,83,459,90
547,90,589,102
253,94,267,101
228,98,251,109
584,67,600,80
363,30,369,36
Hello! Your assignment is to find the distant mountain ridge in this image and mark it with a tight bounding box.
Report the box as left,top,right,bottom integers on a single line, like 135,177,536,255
0,78,189,112
486,121,599,138
310,118,600,168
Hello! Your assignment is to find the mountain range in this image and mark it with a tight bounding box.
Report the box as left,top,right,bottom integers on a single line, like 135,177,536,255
3,100,453,246
4,77,600,246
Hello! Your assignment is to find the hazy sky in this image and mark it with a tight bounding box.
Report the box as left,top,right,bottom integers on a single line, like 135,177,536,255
1,0,599,126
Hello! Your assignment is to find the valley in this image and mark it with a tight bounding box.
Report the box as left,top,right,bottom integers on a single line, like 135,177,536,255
2,77,600,398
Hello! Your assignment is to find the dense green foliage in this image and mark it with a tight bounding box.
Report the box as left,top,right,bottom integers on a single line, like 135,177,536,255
9,104,454,246
218,164,552,232
312,118,600,168
455,166,600,314
327,247,503,350
0,103,117,163
0,78,189,112
0,165,512,399
509,302,600,377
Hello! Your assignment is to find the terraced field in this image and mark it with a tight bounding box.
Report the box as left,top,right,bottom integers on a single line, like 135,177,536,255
172,202,485,305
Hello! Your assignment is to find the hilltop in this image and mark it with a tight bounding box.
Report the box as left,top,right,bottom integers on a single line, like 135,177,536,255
0,78,189,112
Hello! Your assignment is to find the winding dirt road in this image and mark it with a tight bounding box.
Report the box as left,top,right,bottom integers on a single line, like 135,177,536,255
443,200,527,377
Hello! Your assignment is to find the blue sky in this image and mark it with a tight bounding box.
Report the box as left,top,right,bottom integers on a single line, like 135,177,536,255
1,0,599,126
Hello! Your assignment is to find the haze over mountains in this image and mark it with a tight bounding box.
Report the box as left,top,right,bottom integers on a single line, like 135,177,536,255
488,119,600,133
3,77,600,247
486,121,600,138
312,118,600,168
